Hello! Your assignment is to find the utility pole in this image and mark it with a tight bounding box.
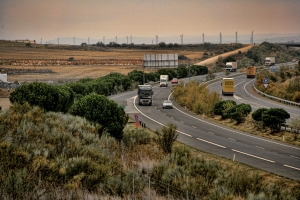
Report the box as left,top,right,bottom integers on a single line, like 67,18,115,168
116,36,117,43
103,36,105,45
156,35,158,45
236,31,237,43
202,33,204,43
220,32,222,44
88,37,90,45
58,37,59,45
130,35,132,44
252,30,254,44
127,36,128,44
40,38,42,44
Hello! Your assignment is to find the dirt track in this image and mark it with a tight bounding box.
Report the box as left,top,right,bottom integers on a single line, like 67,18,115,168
195,45,254,66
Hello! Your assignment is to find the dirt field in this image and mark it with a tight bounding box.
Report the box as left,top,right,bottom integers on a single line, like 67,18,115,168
0,41,253,83
0,40,207,83
0,41,253,110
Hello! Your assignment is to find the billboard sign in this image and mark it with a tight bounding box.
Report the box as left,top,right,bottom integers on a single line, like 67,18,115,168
144,54,178,68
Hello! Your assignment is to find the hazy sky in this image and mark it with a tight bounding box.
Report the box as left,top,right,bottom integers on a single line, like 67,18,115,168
0,0,300,42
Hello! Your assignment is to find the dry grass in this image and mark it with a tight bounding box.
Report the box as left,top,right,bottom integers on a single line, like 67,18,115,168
0,40,203,83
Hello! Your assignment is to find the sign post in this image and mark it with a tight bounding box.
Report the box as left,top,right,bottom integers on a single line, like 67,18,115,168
134,114,139,128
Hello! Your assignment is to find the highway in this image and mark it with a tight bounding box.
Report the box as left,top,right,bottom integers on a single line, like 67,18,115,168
110,73,300,180
207,75,300,123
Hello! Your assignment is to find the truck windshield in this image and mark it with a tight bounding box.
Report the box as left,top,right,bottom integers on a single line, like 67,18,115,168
139,91,152,95
160,80,166,82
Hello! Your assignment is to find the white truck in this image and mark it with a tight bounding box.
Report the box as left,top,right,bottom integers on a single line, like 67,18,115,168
265,57,275,66
225,62,237,72
160,75,169,87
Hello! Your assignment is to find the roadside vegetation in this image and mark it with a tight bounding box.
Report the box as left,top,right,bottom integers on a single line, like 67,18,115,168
171,80,300,146
1,103,299,199
255,64,300,103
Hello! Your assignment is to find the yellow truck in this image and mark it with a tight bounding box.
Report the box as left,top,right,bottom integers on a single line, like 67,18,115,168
246,66,256,78
221,78,234,95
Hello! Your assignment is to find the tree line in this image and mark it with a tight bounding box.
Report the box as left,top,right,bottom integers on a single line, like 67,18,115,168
8,66,208,140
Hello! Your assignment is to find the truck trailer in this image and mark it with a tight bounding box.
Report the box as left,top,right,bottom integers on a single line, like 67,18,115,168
160,75,169,87
137,85,153,106
221,78,234,95
246,66,256,78
265,57,275,66
225,62,237,72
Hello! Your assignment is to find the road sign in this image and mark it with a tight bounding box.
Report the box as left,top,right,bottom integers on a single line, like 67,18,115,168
263,78,268,88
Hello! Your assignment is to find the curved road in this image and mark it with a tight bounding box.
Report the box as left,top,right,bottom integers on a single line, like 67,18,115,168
207,70,300,124
110,78,300,180
109,47,300,180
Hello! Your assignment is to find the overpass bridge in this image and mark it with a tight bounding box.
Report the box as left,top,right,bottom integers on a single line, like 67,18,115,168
277,42,300,51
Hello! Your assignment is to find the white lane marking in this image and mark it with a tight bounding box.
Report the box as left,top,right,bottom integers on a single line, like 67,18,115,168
284,165,300,171
234,94,264,109
208,131,214,134
180,121,184,123
133,96,192,137
290,155,300,159
234,80,245,87
172,101,300,151
231,149,275,163
192,126,197,128
255,146,265,150
197,138,226,148
170,116,174,119
229,138,236,141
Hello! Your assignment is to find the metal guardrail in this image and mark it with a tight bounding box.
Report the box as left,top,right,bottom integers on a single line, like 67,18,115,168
252,82,300,108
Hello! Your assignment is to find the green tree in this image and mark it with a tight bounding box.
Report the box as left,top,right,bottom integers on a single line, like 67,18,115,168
252,108,268,122
9,82,71,112
69,93,128,139
228,103,252,124
262,108,290,132
213,100,237,119
176,65,188,78
223,56,236,63
128,70,143,85
156,123,178,154
158,42,166,48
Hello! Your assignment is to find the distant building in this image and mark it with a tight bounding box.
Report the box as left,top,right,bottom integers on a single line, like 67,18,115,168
0,73,7,82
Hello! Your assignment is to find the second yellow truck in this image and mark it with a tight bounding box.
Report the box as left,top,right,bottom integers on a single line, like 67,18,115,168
246,66,256,78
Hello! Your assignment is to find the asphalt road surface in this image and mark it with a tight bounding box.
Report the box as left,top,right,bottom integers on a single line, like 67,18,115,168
110,73,300,181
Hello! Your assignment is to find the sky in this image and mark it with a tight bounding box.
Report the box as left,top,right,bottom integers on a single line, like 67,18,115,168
0,0,300,44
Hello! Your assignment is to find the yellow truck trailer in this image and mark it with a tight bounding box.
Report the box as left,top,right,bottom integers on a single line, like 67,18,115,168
221,78,234,95
246,66,256,78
